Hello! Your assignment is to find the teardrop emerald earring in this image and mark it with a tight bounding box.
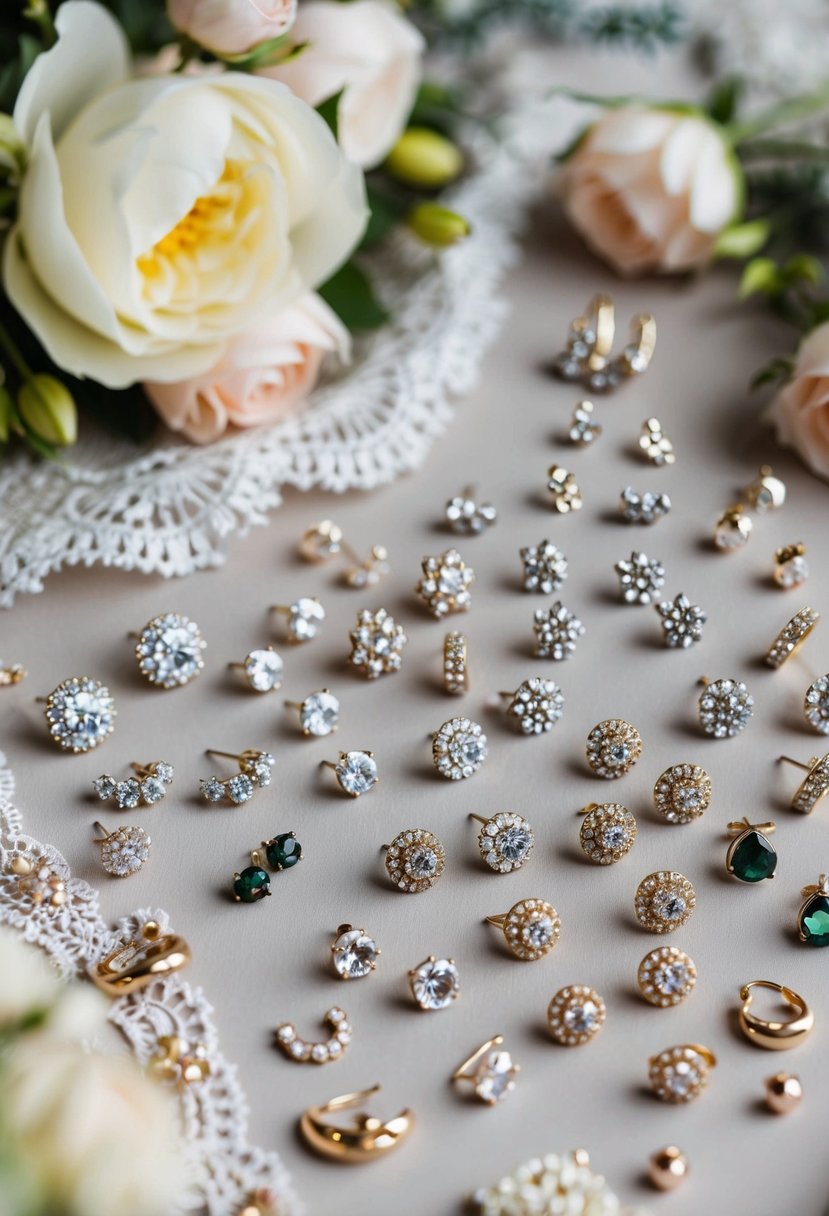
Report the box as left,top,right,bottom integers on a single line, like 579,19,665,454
725,818,777,884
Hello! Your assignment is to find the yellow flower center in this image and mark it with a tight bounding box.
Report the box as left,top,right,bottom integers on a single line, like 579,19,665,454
136,160,247,278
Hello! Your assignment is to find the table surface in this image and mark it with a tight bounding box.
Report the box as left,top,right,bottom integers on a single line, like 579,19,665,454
3,43,829,1216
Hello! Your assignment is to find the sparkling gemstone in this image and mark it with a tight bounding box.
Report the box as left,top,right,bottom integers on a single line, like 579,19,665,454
666,1061,700,1097
505,677,564,734
227,774,255,804
410,957,459,1010
348,609,407,679
496,826,531,863
140,776,166,805
519,540,568,593
300,691,340,736
474,1051,517,1104
288,598,325,641
135,613,206,688
332,928,378,980
563,1001,598,1034
715,511,752,550
335,751,378,796
653,893,686,922
407,846,438,879
654,963,688,994
233,866,270,903
602,824,628,849
432,717,488,780
93,775,116,801
45,678,116,753
775,553,809,589
200,777,225,802
155,762,175,784
729,830,777,883
800,893,829,945
248,753,275,787
804,675,829,734
99,826,150,877
525,916,554,949
264,833,302,870
245,648,284,692
115,779,141,809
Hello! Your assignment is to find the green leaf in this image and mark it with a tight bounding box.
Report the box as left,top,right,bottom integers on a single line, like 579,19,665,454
739,257,780,299
783,253,823,287
751,356,793,389
316,90,343,141
706,76,743,125
318,261,388,330
713,218,770,260
359,184,407,249
219,33,307,69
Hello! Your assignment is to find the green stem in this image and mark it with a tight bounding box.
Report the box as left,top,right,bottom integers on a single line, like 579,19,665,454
0,319,32,382
727,82,829,145
22,0,56,47
739,139,829,166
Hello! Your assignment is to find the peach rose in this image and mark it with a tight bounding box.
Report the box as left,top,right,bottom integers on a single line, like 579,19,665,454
559,105,742,275
167,0,297,55
768,322,829,479
145,292,349,443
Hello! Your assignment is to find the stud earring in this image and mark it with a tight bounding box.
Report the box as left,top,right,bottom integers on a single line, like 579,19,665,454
469,812,534,873
321,750,378,797
744,464,787,512
270,597,325,643
129,613,206,689
568,400,602,445
726,818,777,883
777,753,829,813
764,1073,803,1114
298,520,390,589
639,418,675,466
773,543,808,589
546,985,606,1046
737,980,814,1049
797,874,829,945
648,1146,689,1191
451,1035,518,1105
231,834,302,902
38,677,116,753
499,677,564,734
585,719,642,778
697,675,754,738
0,662,26,686
408,956,460,1010
88,921,190,996
614,551,666,604
649,1044,716,1103
299,1085,414,1162
330,924,380,980
275,1007,352,1065
614,312,657,380
520,539,568,593
634,871,696,933
444,486,497,534
431,717,488,779
348,608,407,678
653,764,711,824
764,606,820,668
200,748,275,805
546,465,583,513
714,503,752,551
5,853,67,912
485,898,561,960
553,293,616,385
382,828,446,893
285,690,340,737
228,647,284,693
93,761,174,809
443,632,469,695
654,594,707,649
93,821,151,877
414,549,474,617
637,946,697,1007
619,487,671,525
149,1036,210,1088
803,676,829,734
533,602,585,660
578,802,637,865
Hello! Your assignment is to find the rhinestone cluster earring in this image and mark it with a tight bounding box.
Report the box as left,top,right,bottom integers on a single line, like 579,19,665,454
200,748,275,805
93,761,174,809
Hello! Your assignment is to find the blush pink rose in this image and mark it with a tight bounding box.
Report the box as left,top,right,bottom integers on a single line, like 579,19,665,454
768,321,829,479
167,0,297,55
145,293,349,443
559,105,742,276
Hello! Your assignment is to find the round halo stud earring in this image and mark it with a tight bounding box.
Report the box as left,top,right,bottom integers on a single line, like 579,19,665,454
652,764,711,824
764,1073,803,1114
321,750,378,797
451,1036,518,1105
39,677,116,753
777,753,829,813
383,829,446,893
469,812,534,874
585,719,642,779
330,925,379,981
485,898,561,961
285,690,340,737
725,818,777,883
299,1085,414,1162
797,874,829,946
270,598,325,643
408,956,460,1011
499,677,564,735
93,821,151,877
228,647,284,693
578,803,637,865
546,985,606,1046
130,613,206,688
737,980,814,1049
697,676,754,738
764,606,820,669
648,1044,716,1103
774,543,808,589
648,1147,689,1191
637,946,697,1007
634,871,696,933
431,717,488,780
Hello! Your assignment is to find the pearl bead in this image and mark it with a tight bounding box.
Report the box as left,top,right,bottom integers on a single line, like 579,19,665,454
764,1072,802,1114
648,1145,689,1191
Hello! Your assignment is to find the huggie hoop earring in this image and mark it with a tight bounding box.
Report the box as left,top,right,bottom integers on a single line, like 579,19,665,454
737,980,814,1050
299,1085,414,1162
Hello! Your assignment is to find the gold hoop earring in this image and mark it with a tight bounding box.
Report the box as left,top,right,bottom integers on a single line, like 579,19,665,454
299,1085,414,1162
88,921,190,996
738,980,814,1050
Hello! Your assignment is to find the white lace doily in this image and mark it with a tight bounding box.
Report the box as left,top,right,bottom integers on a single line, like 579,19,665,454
0,750,299,1216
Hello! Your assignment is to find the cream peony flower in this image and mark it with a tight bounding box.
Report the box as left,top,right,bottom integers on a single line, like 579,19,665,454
145,291,349,442
167,0,297,55
769,321,829,480
4,0,367,388
264,0,425,168
559,105,742,275
0,927,58,1027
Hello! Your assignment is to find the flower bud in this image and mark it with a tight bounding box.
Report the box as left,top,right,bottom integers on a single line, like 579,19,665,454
0,113,25,175
17,375,77,447
408,202,471,247
0,385,13,443
385,127,463,189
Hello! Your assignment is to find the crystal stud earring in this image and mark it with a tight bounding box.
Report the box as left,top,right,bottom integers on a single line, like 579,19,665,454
38,677,116,753
614,551,666,604
546,985,606,1046
634,871,696,933
444,486,497,534
652,764,711,824
321,750,378,797
228,647,284,693
620,487,671,525
93,761,174,809
498,677,564,734
714,504,752,552
568,400,602,445
451,1036,518,1105
414,549,474,617
485,898,561,961
330,924,380,980
697,676,754,738
383,828,446,893
200,749,275,805
519,540,568,593
547,465,583,513
270,598,325,643
130,613,206,688
639,418,675,466
532,602,585,660
285,690,340,737
408,956,460,1011
773,543,808,589
725,818,777,883
347,608,407,678
654,594,707,649
431,717,488,780
469,812,534,874
637,946,697,1007
93,821,151,877
578,802,637,865
585,719,642,778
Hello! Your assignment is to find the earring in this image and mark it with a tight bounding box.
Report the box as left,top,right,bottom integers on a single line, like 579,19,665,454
451,1035,518,1105
499,677,564,735
231,834,302,902
200,748,275,805
578,802,637,865
637,946,697,1007
520,540,568,593
299,1085,414,1162
737,980,814,1049
270,597,325,643
431,717,488,780
348,608,407,679
5,853,67,912
0,662,25,686
568,400,602,446
764,1073,803,1114
414,549,474,617
38,677,116,753
764,606,820,669
285,689,340,737
469,812,534,874
619,487,671,525
714,504,752,551
649,1044,716,1103
149,1035,211,1088
88,921,190,996
93,761,174,809
726,818,777,883
383,828,446,893
803,676,829,734
744,464,787,512
408,956,460,1010
585,719,642,779
653,764,711,824
773,543,808,589
648,1146,690,1191
93,821,151,877
697,675,754,738
554,294,616,384
443,632,468,695
321,750,378,797
275,1007,352,1065
546,465,583,513
777,753,829,813
634,871,696,933
533,602,585,660
444,486,497,534
639,418,675,466
331,924,380,981
546,985,606,1046
298,520,390,588
228,647,284,693
614,551,666,604
129,613,206,689
614,312,657,380
485,898,561,961
654,594,707,649
797,874,829,945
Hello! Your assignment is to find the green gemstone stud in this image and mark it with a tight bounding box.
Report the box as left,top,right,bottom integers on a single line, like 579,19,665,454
232,865,271,903
232,832,302,902
798,874,829,946
264,832,302,871
725,818,777,884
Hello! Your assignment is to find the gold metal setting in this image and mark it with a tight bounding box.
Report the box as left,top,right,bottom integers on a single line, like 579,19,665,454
637,946,697,1007
299,1085,414,1162
634,871,696,933
0,662,26,686
725,818,777,883
578,802,636,865
451,1035,518,1105
546,465,583,513
737,980,814,1050
408,956,460,1011
485,898,561,961
299,520,390,588
585,719,642,779
469,811,534,874
414,549,474,617
648,1044,716,1103
546,985,606,1046
443,631,468,695
652,764,711,824
774,542,808,589
383,828,446,893
778,752,829,813
88,921,190,996
744,464,787,512
764,606,820,669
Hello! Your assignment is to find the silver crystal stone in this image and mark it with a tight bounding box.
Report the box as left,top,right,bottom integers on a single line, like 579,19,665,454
335,751,378,796
115,779,141,809
300,691,340,736
332,928,379,980
288,598,325,641
140,776,166,805
563,1001,598,1034
519,540,568,593
93,775,117,801
200,777,225,802
654,963,688,994
407,846,438,879
227,774,255,804
410,958,459,1011
474,1051,517,1104
244,648,284,692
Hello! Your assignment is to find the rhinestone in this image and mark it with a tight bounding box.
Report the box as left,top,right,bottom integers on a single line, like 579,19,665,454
477,812,534,873
774,547,809,589
115,779,141,809
635,871,696,933
44,677,116,753
409,957,460,1010
200,777,225,802
473,1050,517,1104
653,764,712,824
765,606,820,669
698,677,753,738
244,648,284,692
614,551,665,604
579,803,636,865
585,720,642,779
568,401,602,445
299,690,340,736
407,846,438,879
655,594,707,649
432,717,488,780
140,776,166,805
93,775,117,801
334,751,378,796
244,752,274,787
533,602,584,660
804,675,829,734
519,540,568,593
415,549,475,617
348,608,407,678
287,598,325,642
504,677,564,734
227,774,255,804
154,762,175,784
619,486,671,525
332,928,379,980
384,828,446,893
445,491,497,534
134,613,206,688
98,826,150,877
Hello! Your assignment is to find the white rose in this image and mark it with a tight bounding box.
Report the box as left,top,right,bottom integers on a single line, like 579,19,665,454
0,927,58,1026
167,0,297,56
4,0,367,388
264,0,425,168
559,105,742,275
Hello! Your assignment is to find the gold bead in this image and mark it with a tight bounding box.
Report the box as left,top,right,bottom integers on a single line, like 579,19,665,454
648,1145,689,1191
764,1072,802,1114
